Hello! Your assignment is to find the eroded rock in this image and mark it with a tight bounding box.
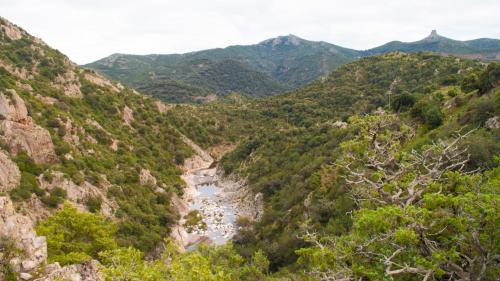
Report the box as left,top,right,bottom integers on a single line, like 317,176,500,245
139,168,157,186
0,196,48,276
39,171,117,218
0,150,21,193
0,90,58,164
122,105,134,126
34,260,103,281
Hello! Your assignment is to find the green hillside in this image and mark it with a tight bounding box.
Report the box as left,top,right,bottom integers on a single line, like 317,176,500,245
2,16,499,281
364,30,500,60
169,52,500,276
0,17,192,253
86,35,360,102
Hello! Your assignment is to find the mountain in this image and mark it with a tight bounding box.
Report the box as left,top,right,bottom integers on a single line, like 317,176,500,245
0,16,209,279
87,31,500,104
86,35,360,102
1,16,499,281
169,52,500,271
364,30,500,60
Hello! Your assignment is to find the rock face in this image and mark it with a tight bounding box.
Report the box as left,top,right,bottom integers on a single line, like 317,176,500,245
0,196,105,281
122,105,134,126
0,90,58,164
34,260,103,281
486,116,499,129
39,171,117,218
0,150,21,192
1,18,24,40
0,196,47,277
139,168,157,186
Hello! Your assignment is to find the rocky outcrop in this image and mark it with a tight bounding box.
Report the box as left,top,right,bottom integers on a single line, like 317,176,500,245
110,139,119,151
0,89,28,120
0,196,47,278
0,90,58,164
217,173,263,221
0,150,21,192
0,59,33,80
122,105,134,126
53,69,82,98
486,116,499,129
139,168,157,186
180,134,213,172
39,172,117,218
84,72,122,92
34,260,103,281
0,197,104,281
1,18,24,40
155,100,170,114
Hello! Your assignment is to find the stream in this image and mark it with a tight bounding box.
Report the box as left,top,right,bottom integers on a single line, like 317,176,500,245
184,167,238,249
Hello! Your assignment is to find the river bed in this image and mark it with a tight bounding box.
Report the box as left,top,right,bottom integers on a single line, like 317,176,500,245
184,167,238,248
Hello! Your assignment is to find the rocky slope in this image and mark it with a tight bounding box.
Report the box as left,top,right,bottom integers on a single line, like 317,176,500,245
0,17,196,279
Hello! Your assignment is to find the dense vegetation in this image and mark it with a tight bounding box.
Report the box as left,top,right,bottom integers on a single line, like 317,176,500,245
0,19,192,253
2,17,499,280
88,32,500,104
170,54,500,277
86,35,359,103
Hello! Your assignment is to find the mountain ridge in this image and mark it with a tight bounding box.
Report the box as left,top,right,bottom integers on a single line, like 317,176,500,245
86,30,500,103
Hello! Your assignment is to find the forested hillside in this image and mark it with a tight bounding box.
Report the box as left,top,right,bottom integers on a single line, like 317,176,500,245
169,53,500,279
86,35,360,102
1,16,499,281
88,31,500,104
0,17,197,279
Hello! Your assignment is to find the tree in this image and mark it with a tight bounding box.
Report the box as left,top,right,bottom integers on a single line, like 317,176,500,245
36,203,117,265
295,115,499,280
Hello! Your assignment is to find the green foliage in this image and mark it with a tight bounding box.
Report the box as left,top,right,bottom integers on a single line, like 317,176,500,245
295,114,500,280
85,195,102,213
40,187,67,208
86,36,359,103
36,204,117,265
99,240,273,281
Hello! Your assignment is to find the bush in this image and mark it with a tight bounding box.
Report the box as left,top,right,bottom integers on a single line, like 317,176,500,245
36,204,117,265
390,92,416,112
85,195,102,213
41,187,67,208
10,171,44,201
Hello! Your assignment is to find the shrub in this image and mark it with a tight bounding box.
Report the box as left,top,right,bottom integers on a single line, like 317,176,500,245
36,203,117,265
85,195,102,213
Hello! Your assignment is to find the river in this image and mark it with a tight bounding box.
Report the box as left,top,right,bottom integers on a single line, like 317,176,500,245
182,167,238,249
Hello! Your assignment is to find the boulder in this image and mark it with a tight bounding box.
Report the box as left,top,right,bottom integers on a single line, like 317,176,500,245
34,260,103,281
0,90,58,164
0,150,21,192
139,168,157,186
485,116,499,129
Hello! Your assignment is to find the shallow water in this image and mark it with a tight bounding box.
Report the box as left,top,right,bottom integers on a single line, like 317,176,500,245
188,178,237,245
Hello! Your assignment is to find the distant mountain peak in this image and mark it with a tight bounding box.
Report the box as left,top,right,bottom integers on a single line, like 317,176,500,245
422,29,444,41
259,34,305,47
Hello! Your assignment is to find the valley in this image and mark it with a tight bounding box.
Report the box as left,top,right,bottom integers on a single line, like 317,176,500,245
0,15,499,281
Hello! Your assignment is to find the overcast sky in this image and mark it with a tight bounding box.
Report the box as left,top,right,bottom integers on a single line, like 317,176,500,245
2,0,499,64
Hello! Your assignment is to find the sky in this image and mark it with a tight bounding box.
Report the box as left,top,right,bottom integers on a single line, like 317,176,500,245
1,0,499,64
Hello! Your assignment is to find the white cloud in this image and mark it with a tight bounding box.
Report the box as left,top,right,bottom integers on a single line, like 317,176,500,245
2,0,499,64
